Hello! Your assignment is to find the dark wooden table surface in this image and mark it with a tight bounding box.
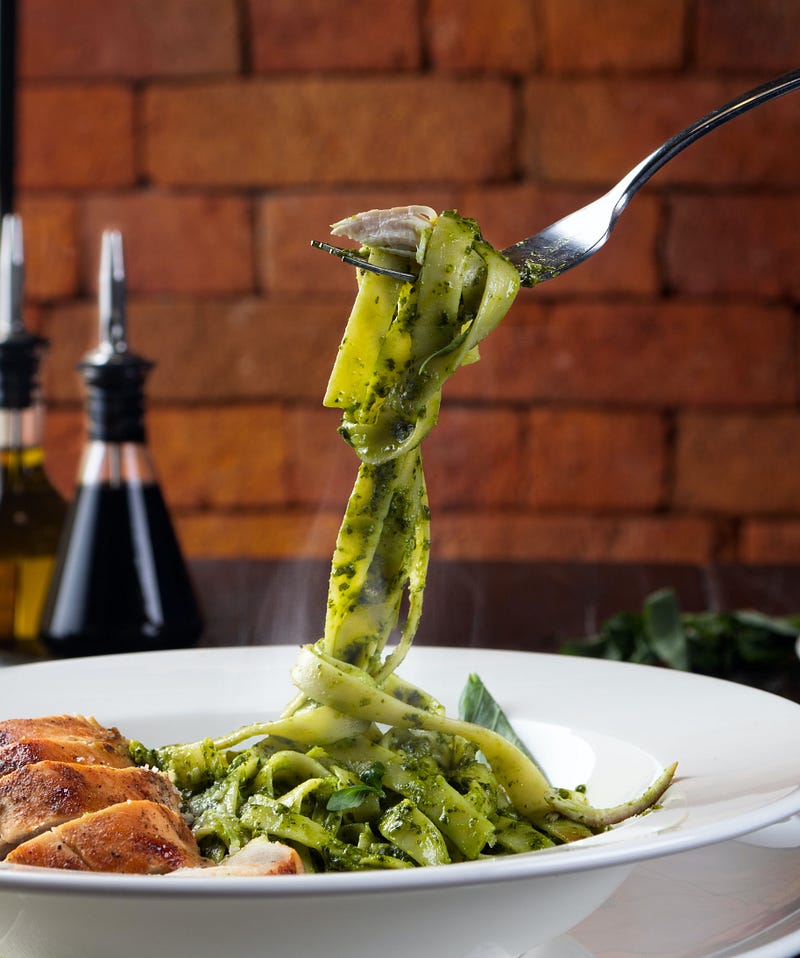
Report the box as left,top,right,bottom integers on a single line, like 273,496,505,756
188,558,800,648
188,559,800,695
196,559,800,697
3,559,800,699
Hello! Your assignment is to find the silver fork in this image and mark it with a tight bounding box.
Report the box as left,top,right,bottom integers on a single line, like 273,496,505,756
312,68,800,288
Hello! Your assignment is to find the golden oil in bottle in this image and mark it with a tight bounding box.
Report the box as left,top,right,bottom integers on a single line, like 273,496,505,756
0,215,66,649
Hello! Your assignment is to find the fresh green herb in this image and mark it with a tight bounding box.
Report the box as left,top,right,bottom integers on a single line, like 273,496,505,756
459,673,547,780
326,762,386,811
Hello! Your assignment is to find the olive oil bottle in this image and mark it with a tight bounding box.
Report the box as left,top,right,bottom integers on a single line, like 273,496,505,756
40,230,203,656
0,214,67,649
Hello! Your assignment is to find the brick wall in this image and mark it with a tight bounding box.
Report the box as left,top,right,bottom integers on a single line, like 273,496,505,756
15,0,800,565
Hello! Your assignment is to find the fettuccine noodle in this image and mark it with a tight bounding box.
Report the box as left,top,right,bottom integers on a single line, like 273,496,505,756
132,210,675,871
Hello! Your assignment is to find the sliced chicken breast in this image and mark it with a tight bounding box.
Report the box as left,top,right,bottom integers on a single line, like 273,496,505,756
0,714,133,778
168,836,304,877
0,761,181,858
0,715,131,749
6,800,204,873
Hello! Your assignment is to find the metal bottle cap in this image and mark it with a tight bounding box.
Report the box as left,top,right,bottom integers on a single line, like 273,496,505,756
80,231,153,442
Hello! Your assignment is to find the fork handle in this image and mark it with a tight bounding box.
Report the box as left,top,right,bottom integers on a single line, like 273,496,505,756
614,68,800,218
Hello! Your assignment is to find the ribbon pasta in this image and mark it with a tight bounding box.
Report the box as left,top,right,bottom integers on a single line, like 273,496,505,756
133,211,675,872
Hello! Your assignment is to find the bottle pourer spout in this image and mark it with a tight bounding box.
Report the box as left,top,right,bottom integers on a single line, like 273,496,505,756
98,229,128,356
0,213,25,341
80,229,152,435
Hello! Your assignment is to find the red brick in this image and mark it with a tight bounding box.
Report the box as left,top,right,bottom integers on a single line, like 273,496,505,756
283,406,358,508
522,78,800,186
282,406,527,515
740,521,800,564
79,192,253,295
425,407,524,509
674,413,800,514
444,299,550,404
449,299,796,408
21,302,42,338
176,296,342,403
143,78,514,186
541,0,686,71
548,301,797,408
427,0,538,73
17,195,79,300
696,0,800,73
459,183,660,296
434,513,714,563
178,509,716,563
19,0,239,79
268,406,525,515
249,0,420,72
39,302,101,403
42,407,83,498
666,195,800,299
149,406,287,509
526,409,666,510
175,511,342,559
18,84,135,188
40,295,350,404
257,189,459,295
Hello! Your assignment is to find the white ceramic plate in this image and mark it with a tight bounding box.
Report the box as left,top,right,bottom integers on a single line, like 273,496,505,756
1,646,799,958
517,829,800,958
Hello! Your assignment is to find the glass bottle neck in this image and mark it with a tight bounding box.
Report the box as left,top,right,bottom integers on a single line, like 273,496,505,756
77,440,158,488
0,401,62,514
0,404,44,456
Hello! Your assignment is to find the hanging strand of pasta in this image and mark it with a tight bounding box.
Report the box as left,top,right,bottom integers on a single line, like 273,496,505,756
316,213,518,679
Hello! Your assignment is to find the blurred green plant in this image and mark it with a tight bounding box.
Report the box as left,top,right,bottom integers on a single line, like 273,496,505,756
562,588,800,689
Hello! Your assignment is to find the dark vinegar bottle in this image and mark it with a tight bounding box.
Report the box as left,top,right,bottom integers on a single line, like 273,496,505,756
40,230,203,656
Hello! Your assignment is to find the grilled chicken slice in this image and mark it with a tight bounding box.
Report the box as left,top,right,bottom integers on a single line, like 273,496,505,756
330,205,437,252
5,800,204,873
0,761,181,858
0,715,133,778
169,836,304,877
